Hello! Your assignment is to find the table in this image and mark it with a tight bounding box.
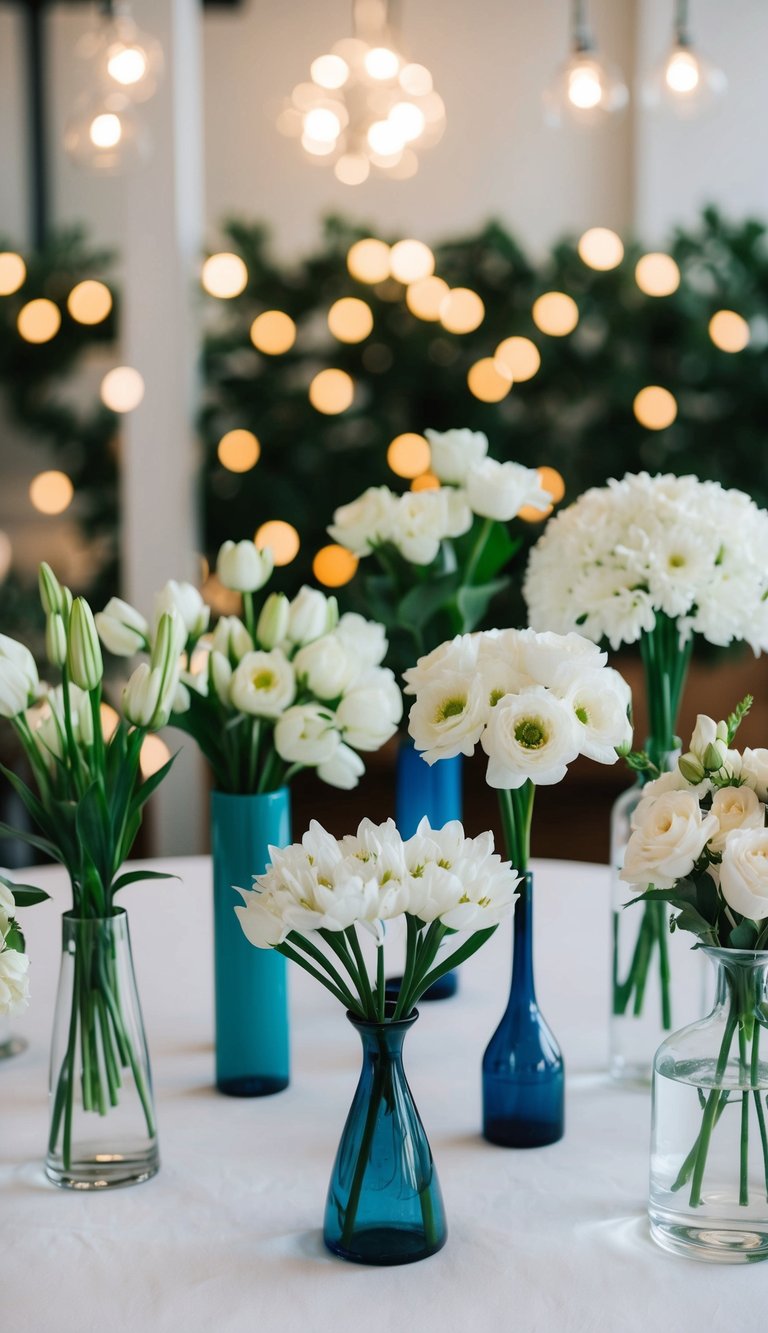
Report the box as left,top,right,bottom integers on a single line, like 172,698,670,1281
1,856,760,1330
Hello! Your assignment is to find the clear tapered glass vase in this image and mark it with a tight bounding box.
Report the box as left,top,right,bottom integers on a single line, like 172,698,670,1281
649,948,768,1264
45,909,159,1189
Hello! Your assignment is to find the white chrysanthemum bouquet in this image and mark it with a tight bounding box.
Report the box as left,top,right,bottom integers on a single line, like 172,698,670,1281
96,540,403,794
328,428,553,677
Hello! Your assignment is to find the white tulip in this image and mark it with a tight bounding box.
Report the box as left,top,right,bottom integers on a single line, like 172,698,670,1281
621,790,719,891
67,598,103,691
720,828,768,920
274,703,340,765
335,613,387,669
0,634,39,717
481,687,581,788
95,597,150,657
709,785,765,855
336,668,403,751
122,663,163,728
294,633,359,701
217,539,274,593
317,743,365,790
562,667,632,764
443,487,473,538
212,615,253,662
154,580,210,640
466,457,552,523
45,613,67,669
38,562,68,617
234,894,289,949
0,947,30,1016
328,486,396,557
209,651,234,707
389,491,446,566
256,593,290,650
424,427,488,485
286,586,337,646
230,650,295,717
740,748,768,802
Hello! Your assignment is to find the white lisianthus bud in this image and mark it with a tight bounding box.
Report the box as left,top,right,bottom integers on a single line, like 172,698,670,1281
687,714,729,773
67,598,103,691
0,634,40,718
481,688,581,788
0,947,30,1016
709,785,765,855
274,703,341,765
212,615,253,662
38,561,68,617
256,593,290,650
95,597,150,657
678,754,705,784
230,650,296,717
335,613,387,669
424,427,489,485
328,486,396,557
217,540,273,593
621,790,719,891
294,633,359,701
286,587,335,646
122,663,163,728
317,742,365,790
154,580,210,641
720,828,768,920
336,668,403,751
209,651,234,707
45,613,67,668
466,457,552,523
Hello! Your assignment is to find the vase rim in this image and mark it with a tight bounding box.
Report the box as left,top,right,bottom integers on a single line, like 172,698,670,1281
346,1006,419,1030
701,945,768,964
62,906,127,923
211,785,290,799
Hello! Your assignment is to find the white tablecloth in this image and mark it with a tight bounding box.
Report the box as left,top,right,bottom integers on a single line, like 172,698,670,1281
1,855,761,1330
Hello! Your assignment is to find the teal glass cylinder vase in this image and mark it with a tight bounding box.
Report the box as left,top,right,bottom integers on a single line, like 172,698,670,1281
482,871,565,1148
394,738,462,1001
210,788,291,1097
324,1008,447,1265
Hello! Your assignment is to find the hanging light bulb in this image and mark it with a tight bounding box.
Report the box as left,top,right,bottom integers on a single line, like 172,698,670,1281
543,0,628,127
73,1,163,104
64,4,158,173
278,0,445,183
642,0,726,117
64,90,150,173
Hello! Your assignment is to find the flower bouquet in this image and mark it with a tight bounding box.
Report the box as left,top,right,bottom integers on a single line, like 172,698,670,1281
0,878,48,1014
524,471,768,1080
0,564,182,1187
236,815,518,1265
405,626,631,1145
97,540,403,1095
621,700,768,1262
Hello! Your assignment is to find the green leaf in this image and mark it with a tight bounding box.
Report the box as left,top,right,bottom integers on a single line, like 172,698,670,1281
75,782,114,888
456,577,510,631
0,875,50,907
398,571,462,628
728,919,759,949
471,524,521,584
128,751,177,818
111,869,179,895
0,820,64,863
0,762,51,833
672,904,718,943
727,695,753,744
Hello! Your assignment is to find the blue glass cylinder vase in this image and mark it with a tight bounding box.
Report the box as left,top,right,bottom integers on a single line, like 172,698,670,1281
211,788,291,1097
324,1008,447,1265
482,871,564,1147
395,739,462,1001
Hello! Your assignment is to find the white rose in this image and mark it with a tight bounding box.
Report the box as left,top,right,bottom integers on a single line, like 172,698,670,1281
294,633,359,701
154,580,210,640
212,615,253,661
709,785,765,855
621,791,719,891
0,883,14,939
424,427,488,485
481,687,581,788
95,597,149,656
286,586,337,646
407,669,487,763
466,458,551,523
336,668,403,751
720,828,768,920
563,667,632,764
217,540,274,593
741,749,768,801
274,703,340,765
230,650,295,718
335,613,387,669
328,486,396,557
0,947,30,1016
317,743,366,790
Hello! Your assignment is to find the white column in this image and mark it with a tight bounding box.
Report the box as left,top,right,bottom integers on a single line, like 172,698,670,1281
120,0,206,855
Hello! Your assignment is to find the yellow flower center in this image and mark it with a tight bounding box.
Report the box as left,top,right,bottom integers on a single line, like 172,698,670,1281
252,669,276,690
435,696,466,723
514,717,547,749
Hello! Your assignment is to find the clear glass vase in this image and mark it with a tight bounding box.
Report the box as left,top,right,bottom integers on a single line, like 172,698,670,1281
610,759,706,1085
0,1018,26,1059
650,948,768,1263
323,1008,447,1265
45,910,159,1190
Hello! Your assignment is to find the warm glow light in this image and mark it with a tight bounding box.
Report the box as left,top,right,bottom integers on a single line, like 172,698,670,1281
518,501,554,523
399,63,433,96
250,310,297,355
313,544,359,588
389,240,435,284
328,297,373,343
387,433,431,478
201,252,248,299
17,298,61,344
140,734,171,779
309,368,354,414
635,252,680,297
335,154,370,185
100,703,120,741
29,470,74,515
709,309,750,353
440,288,485,334
568,62,602,109
633,385,678,430
311,53,349,89
0,530,11,581
367,120,403,156
364,46,400,80
301,134,336,157
0,252,26,296
256,520,300,566
108,46,148,86
577,227,624,271
100,366,145,413
217,428,261,472
665,48,700,94
537,466,566,504
494,336,541,382
389,101,426,142
411,472,439,491
89,112,122,148
532,292,579,337
406,276,449,321
67,279,113,324
467,358,513,402
347,238,391,283
304,107,341,143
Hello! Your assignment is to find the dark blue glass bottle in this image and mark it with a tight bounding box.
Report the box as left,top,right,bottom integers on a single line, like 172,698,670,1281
324,1009,447,1265
482,871,564,1147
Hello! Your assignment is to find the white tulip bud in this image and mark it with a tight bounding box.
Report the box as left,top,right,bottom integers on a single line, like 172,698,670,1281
122,663,162,728
154,580,210,640
95,597,149,657
211,615,253,662
209,651,233,707
286,586,334,646
38,562,68,617
216,540,274,593
67,599,103,691
45,613,67,669
256,593,290,650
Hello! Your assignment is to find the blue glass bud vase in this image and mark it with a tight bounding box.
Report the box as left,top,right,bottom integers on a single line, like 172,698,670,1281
210,788,291,1097
324,1008,447,1265
394,739,462,1001
482,871,564,1147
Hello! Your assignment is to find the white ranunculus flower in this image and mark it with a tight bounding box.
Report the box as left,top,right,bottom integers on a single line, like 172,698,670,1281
335,668,403,751
335,613,387,669
293,633,359,701
389,491,447,566
217,540,274,593
403,633,477,694
481,687,581,788
154,580,210,640
407,669,487,763
720,828,768,920
563,666,632,763
0,947,30,1016
424,427,488,485
516,628,606,689
317,742,365,790
621,790,719,891
95,597,150,657
286,586,337,646
709,785,765,855
466,457,552,523
741,748,768,802
230,650,296,718
212,615,253,662
274,703,340,766
328,486,396,557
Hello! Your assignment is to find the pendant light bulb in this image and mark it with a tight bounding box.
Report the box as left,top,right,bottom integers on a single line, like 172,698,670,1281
642,0,726,117
543,0,628,127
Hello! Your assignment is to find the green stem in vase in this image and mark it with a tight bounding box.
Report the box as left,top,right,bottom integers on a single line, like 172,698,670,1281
739,1023,750,1206
689,1007,738,1208
339,1057,385,1251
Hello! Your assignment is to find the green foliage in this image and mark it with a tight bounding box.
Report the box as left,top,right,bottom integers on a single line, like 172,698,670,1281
727,694,753,743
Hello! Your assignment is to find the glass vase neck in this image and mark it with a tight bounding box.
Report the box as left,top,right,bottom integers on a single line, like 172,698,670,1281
347,1006,418,1054
704,947,768,1015
509,872,535,1006
61,908,128,940
641,737,681,784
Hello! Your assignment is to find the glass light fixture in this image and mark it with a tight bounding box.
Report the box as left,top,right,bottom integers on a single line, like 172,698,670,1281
64,90,150,174
543,0,628,127
75,0,164,103
277,0,445,184
642,0,726,117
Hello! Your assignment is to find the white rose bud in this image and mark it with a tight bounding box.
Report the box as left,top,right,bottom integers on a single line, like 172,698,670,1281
741,748,768,802
217,540,274,593
45,613,67,669
67,598,103,692
256,593,290,650
317,742,365,790
230,650,296,717
621,790,719,891
687,714,729,773
154,580,210,640
720,829,768,920
95,597,150,657
274,703,341,766
212,615,253,662
286,587,336,646
466,457,552,523
424,427,489,485
294,634,359,701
